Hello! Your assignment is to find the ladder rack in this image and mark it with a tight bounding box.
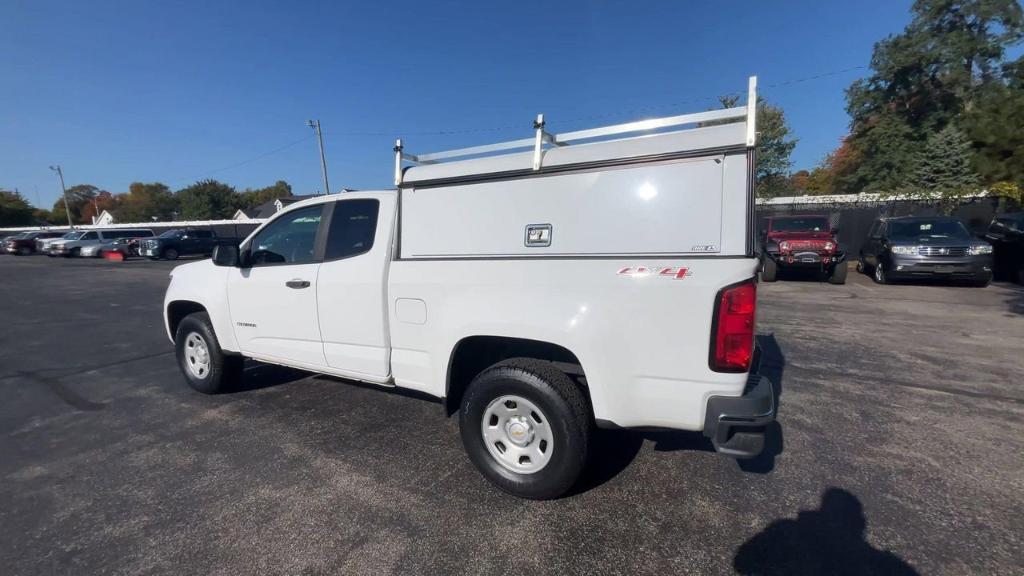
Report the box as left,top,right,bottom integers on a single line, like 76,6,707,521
394,76,757,185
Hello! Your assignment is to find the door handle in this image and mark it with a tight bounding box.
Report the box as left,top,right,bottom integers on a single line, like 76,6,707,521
285,279,310,289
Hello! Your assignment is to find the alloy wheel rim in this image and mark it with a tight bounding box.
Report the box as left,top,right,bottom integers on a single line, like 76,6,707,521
481,395,553,474
184,332,211,379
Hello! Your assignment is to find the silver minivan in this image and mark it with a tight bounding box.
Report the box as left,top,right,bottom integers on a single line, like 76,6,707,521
49,229,154,257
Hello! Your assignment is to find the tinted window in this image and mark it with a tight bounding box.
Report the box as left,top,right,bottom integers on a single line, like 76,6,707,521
888,220,970,242
81,232,99,241
325,199,379,260
249,205,323,266
191,230,213,238
159,230,183,239
770,217,830,232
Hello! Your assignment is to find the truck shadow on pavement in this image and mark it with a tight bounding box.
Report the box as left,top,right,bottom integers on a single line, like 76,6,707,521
576,333,787,493
733,488,920,576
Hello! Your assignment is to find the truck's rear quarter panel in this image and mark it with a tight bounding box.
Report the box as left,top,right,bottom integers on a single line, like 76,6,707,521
389,258,756,430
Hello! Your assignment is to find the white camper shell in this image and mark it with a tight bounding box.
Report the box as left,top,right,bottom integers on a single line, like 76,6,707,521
163,77,776,499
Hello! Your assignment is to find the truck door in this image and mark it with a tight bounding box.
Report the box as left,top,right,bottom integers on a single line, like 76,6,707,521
316,197,393,379
227,204,327,368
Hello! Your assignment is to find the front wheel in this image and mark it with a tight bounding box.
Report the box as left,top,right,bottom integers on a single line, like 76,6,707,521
175,312,242,394
874,261,888,284
163,247,179,261
761,257,778,282
828,261,848,284
459,358,592,500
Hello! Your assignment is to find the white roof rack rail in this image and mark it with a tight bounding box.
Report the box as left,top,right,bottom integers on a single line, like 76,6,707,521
394,76,757,185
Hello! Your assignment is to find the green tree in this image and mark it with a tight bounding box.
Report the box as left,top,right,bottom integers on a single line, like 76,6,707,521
0,189,34,226
911,124,980,190
963,56,1024,184
239,180,292,208
843,0,1024,190
711,96,797,198
176,179,239,220
117,182,177,223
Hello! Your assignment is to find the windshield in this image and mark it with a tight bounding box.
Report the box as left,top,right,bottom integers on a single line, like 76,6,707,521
888,220,970,242
770,217,830,233
158,230,182,238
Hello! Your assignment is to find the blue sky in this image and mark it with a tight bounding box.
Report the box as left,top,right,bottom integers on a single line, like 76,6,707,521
1,0,916,207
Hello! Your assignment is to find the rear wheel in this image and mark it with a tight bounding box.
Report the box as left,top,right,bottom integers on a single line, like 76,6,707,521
163,247,179,261
761,257,778,282
828,261,848,284
459,358,591,500
174,312,242,394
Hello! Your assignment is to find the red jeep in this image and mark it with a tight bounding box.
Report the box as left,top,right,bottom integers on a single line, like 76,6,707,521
760,215,846,284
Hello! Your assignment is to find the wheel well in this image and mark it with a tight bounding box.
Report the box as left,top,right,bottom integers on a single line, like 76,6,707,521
445,336,587,416
167,300,206,337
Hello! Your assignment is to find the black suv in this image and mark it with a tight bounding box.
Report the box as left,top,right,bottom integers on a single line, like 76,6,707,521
140,228,221,260
984,212,1024,284
858,216,994,286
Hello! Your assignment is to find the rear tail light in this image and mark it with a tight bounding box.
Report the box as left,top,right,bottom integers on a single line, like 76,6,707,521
710,279,756,373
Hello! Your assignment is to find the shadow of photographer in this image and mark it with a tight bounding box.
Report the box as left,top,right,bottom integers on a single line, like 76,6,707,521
734,488,919,576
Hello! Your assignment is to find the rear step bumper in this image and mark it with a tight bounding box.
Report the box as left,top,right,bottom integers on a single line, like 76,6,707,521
703,375,776,459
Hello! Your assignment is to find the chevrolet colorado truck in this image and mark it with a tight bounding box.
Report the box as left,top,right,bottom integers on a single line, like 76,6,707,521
760,215,846,284
163,78,777,499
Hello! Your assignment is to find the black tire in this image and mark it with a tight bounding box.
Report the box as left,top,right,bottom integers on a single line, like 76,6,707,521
163,247,179,261
972,275,992,288
828,261,848,284
69,247,80,257
17,246,30,256
174,312,242,394
1016,266,1024,286
761,257,778,282
873,261,888,284
459,358,592,500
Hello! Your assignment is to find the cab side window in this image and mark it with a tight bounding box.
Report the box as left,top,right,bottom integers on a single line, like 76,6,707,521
248,205,323,266
82,232,99,241
324,199,380,260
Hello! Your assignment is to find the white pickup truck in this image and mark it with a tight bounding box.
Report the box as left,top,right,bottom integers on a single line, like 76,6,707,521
163,78,776,499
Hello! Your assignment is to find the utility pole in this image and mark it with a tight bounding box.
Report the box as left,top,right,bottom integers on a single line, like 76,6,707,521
49,165,74,228
307,119,330,195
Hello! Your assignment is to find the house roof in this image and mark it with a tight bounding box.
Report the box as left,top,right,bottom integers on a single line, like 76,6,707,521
276,194,318,206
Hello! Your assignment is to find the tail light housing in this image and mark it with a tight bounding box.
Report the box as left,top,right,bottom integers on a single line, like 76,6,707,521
709,279,756,372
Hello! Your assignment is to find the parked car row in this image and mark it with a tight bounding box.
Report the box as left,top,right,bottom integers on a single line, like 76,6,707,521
760,213,1024,287
2,227,233,260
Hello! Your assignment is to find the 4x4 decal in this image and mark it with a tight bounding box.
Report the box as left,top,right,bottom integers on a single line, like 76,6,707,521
617,266,691,279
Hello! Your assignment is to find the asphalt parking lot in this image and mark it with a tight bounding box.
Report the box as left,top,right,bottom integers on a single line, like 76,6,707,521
1,255,1022,575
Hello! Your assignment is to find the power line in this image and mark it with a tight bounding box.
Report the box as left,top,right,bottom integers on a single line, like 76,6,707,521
168,134,315,184
153,64,869,187
322,65,869,139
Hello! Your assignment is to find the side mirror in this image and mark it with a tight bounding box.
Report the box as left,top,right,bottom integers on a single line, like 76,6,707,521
212,244,240,267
